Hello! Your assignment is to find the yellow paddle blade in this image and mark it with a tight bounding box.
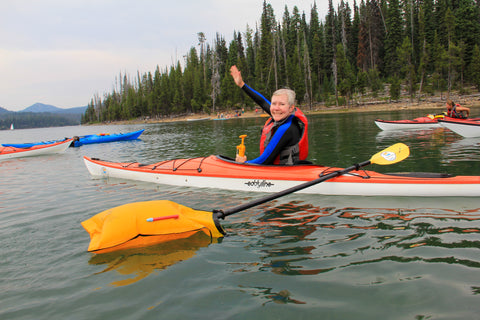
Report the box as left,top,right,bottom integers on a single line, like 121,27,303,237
81,200,225,252
370,143,410,165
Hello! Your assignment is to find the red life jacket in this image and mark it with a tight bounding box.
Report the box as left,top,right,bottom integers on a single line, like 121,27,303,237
259,108,309,164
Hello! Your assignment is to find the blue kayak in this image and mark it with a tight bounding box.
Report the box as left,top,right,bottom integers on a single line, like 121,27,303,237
72,129,144,147
2,129,144,148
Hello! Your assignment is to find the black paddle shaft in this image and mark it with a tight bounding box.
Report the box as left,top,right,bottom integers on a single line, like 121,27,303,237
213,160,371,219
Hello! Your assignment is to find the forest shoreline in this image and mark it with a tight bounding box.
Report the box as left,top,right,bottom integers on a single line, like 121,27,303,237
103,94,480,125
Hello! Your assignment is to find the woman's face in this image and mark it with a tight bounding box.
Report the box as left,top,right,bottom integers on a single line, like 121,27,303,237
270,94,294,122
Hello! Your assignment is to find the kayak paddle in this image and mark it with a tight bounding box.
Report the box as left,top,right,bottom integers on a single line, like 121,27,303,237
82,143,409,252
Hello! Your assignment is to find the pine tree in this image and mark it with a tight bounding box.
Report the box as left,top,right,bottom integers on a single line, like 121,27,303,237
397,36,416,101
336,43,356,105
325,0,336,75
384,0,404,76
416,0,426,97
469,44,480,90
357,0,369,71
349,0,360,73
455,0,480,82
281,5,292,87
257,1,276,93
290,6,306,102
308,2,324,101
325,0,338,105
197,32,207,90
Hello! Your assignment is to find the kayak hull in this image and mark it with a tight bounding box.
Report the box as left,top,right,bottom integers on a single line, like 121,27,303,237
438,119,480,138
0,139,72,160
83,155,480,197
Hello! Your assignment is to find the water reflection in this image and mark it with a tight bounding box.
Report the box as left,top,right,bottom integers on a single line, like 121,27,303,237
88,232,216,287
375,127,445,143
441,137,480,163
339,207,480,221
234,200,480,277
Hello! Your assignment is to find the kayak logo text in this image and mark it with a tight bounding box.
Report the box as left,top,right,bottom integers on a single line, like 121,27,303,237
245,179,275,188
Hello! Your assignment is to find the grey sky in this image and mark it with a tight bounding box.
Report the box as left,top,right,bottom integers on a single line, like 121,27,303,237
0,0,346,110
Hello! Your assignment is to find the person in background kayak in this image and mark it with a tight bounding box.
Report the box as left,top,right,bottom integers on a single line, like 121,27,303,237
229,65,308,165
446,99,470,118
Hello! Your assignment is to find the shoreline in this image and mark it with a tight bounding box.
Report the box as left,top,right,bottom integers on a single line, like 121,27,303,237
102,95,480,125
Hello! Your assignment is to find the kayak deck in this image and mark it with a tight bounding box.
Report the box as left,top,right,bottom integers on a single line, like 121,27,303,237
83,155,480,197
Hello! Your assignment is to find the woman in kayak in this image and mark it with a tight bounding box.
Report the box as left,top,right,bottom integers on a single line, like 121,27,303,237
229,65,308,165
446,99,470,118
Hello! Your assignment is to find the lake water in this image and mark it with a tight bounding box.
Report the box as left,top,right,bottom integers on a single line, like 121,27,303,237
1,108,480,319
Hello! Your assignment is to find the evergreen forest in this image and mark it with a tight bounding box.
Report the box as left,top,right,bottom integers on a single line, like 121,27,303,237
82,0,480,124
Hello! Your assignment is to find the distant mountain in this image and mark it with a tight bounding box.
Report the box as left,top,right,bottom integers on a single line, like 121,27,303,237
0,106,12,114
20,103,87,114
21,102,61,113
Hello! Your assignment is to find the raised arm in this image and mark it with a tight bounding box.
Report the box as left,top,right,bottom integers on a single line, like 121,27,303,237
230,65,271,114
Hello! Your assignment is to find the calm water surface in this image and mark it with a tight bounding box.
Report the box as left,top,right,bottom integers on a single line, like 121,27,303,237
1,108,480,319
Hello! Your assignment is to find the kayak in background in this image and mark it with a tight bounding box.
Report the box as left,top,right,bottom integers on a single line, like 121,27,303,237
374,114,480,131
83,154,480,197
72,129,144,147
186,117,210,121
0,139,72,160
1,137,72,148
438,118,480,138
2,129,144,148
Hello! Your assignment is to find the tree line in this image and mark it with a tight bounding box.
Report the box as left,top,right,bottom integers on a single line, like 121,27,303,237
82,0,480,124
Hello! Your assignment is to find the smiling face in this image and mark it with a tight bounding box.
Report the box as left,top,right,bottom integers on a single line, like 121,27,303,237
271,90,295,122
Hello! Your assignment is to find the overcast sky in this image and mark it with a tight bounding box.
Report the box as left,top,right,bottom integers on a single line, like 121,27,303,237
0,0,346,111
